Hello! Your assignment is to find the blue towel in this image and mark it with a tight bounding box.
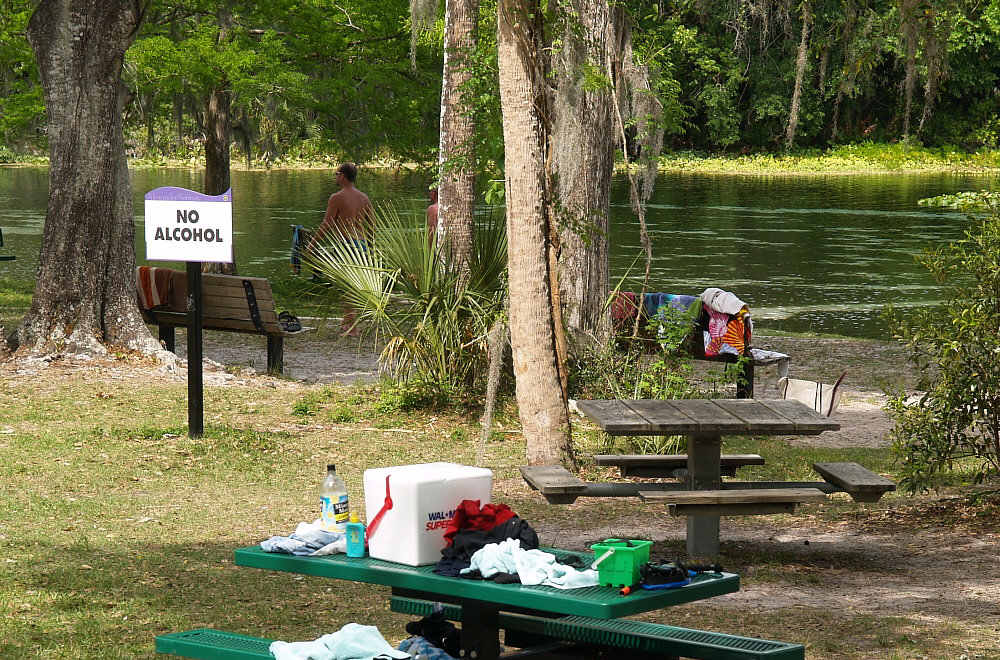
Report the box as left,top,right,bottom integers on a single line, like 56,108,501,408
291,224,304,274
664,294,698,311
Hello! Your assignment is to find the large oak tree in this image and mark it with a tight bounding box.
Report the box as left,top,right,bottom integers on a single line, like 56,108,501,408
16,0,159,356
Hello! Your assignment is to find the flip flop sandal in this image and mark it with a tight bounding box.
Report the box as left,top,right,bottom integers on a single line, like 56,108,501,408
278,311,302,332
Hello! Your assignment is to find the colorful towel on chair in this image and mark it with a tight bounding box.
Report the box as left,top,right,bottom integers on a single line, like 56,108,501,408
136,266,173,310
701,288,751,357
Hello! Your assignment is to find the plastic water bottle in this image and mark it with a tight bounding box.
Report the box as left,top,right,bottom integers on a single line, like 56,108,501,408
320,464,349,532
345,512,366,558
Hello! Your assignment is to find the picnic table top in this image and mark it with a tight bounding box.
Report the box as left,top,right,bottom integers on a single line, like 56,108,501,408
576,398,840,436
234,545,739,619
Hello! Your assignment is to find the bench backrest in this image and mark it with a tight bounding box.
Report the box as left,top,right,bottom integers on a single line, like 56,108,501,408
200,273,282,334
137,267,282,335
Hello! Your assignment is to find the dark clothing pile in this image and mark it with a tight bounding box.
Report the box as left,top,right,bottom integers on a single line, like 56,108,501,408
433,500,539,578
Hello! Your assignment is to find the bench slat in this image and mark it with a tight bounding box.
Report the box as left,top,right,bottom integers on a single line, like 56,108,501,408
156,628,273,659
520,465,586,504
149,311,283,335
813,462,895,502
390,596,805,660
638,487,827,505
200,282,274,303
595,454,764,468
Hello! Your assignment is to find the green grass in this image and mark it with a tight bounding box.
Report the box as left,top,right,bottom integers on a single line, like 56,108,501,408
659,142,1000,174
1,364,997,658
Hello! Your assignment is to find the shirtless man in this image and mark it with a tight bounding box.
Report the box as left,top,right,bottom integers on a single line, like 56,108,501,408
312,162,373,246
310,162,373,336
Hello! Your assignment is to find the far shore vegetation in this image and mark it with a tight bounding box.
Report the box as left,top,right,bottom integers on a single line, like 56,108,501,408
5,141,1000,176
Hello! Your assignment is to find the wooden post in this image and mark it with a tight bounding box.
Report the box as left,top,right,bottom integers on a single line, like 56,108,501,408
187,261,204,438
686,434,722,557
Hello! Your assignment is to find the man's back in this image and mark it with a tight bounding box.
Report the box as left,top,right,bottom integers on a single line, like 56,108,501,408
327,186,372,237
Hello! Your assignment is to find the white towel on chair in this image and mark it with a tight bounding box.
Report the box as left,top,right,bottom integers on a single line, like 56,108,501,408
701,287,746,316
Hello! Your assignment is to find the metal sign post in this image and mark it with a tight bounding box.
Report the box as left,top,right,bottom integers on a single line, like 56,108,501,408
186,262,204,437
144,187,233,439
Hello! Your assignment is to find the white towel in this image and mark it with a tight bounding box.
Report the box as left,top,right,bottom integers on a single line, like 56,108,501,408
700,287,746,316
269,623,410,660
461,539,600,590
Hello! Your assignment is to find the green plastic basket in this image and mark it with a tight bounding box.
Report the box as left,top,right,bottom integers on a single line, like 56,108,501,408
590,539,652,587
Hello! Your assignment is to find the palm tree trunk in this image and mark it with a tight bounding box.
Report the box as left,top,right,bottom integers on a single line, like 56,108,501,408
437,0,478,269
497,0,575,467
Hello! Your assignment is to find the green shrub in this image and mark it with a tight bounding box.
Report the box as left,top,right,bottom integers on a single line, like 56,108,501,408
304,204,507,392
884,206,1000,493
374,378,453,414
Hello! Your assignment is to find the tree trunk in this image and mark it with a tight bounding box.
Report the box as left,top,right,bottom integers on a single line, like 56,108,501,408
898,0,918,141
784,1,811,151
437,0,478,270
203,3,235,275
553,0,620,346
17,0,158,356
497,0,575,468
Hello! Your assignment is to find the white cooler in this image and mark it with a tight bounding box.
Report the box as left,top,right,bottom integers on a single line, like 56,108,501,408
363,462,493,566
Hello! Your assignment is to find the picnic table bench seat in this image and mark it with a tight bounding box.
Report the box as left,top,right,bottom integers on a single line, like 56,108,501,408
639,487,828,516
812,461,896,503
156,628,273,659
391,595,805,660
140,270,313,375
596,453,765,478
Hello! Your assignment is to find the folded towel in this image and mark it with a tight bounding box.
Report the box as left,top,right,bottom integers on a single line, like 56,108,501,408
136,266,173,310
701,287,746,316
261,520,347,556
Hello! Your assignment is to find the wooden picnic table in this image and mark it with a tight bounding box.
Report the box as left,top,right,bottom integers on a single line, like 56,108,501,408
575,398,841,557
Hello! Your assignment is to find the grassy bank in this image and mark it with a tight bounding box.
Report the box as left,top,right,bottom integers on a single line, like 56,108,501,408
659,142,1000,175
6,141,1000,175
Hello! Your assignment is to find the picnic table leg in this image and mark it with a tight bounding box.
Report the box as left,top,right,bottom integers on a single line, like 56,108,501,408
459,599,501,660
686,434,722,557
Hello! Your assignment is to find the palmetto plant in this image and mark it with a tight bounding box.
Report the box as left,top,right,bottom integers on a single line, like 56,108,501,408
304,204,507,389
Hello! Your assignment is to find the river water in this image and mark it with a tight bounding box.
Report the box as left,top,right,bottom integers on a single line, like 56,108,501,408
0,165,993,338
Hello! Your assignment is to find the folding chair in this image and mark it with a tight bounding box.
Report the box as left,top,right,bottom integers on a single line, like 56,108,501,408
777,371,847,417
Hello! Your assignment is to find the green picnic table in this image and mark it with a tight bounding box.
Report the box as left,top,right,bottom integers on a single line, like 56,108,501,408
157,546,806,660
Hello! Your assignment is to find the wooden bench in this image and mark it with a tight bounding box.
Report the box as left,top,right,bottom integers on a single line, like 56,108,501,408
390,595,805,660
813,462,896,503
140,270,312,375
638,487,828,516
520,465,588,504
596,453,764,478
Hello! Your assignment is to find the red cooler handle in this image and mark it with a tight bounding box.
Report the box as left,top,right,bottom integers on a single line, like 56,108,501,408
365,475,393,544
